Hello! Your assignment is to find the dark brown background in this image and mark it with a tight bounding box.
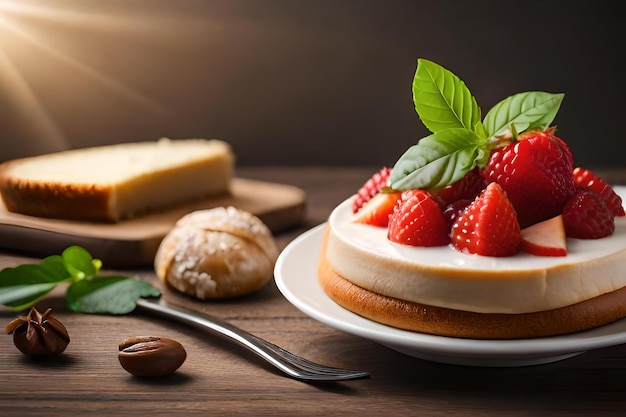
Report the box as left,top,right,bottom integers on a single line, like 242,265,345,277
0,0,623,167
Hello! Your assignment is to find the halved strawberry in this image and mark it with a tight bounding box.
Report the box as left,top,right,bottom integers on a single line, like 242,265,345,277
353,192,402,227
353,167,392,213
520,215,567,257
482,128,575,228
387,190,450,247
562,190,615,239
450,182,521,257
572,167,625,217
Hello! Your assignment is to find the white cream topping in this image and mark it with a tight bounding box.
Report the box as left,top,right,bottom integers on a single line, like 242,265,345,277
325,192,626,314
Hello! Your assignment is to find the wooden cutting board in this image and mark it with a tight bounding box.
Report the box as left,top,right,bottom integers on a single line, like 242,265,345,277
0,178,306,267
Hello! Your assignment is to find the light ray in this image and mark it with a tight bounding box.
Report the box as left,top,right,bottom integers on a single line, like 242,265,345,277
0,1,186,36
0,44,67,151
0,12,171,116
0,0,177,156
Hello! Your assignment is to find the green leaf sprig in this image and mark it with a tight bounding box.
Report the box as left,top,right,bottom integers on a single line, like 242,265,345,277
0,246,160,314
390,58,564,191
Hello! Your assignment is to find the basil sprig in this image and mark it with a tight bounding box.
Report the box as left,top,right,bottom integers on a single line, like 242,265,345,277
390,58,564,191
0,246,160,314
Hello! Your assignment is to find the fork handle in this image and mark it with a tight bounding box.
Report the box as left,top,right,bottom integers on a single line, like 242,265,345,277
134,298,325,380
135,298,294,373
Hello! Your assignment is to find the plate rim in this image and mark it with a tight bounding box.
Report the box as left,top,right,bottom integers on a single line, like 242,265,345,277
274,223,626,363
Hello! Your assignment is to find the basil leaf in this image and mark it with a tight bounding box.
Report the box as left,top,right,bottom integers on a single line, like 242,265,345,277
0,245,144,313
0,283,59,310
0,257,69,286
483,91,564,138
0,259,73,309
390,128,487,190
66,276,161,314
413,58,481,133
62,245,101,279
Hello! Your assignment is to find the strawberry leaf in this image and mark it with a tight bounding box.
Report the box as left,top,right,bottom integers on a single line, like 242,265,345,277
483,91,564,138
390,128,488,190
413,58,481,133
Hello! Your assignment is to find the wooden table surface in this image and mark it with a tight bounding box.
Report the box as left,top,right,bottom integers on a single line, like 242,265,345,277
2,166,626,417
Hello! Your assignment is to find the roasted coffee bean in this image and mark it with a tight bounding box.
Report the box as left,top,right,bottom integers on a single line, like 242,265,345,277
118,336,186,377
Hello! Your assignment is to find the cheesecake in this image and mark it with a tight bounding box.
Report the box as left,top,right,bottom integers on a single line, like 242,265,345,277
318,197,626,339
0,138,234,222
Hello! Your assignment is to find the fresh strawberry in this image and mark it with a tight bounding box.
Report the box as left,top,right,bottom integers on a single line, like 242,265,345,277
482,128,575,228
353,167,392,213
562,190,615,239
387,190,450,247
572,167,625,217
430,167,487,210
353,192,402,227
543,126,574,167
520,215,567,257
450,182,521,257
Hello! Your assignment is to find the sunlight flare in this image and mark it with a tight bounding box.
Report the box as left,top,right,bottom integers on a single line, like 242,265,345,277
0,0,173,154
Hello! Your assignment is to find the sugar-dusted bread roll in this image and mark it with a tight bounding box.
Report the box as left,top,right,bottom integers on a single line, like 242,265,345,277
0,138,234,222
155,207,279,299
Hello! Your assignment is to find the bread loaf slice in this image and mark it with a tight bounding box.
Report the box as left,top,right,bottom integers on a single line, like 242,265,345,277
0,138,234,222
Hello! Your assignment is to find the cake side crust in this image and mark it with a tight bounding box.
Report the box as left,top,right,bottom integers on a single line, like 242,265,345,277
0,170,115,221
0,139,234,222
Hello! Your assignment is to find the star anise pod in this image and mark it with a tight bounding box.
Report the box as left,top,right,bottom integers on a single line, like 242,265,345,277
5,307,70,356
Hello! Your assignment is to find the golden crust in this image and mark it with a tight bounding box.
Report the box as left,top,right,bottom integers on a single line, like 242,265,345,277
317,225,626,339
0,139,234,222
0,166,113,221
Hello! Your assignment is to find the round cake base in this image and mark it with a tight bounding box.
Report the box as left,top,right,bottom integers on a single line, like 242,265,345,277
317,226,626,340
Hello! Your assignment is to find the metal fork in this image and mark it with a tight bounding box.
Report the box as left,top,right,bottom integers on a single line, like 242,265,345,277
135,298,369,382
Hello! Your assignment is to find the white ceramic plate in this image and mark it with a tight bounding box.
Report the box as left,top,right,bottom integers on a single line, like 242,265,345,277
274,224,626,367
